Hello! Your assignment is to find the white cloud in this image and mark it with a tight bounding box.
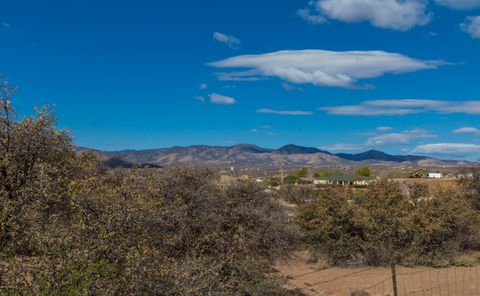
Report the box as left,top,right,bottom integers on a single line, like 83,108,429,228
256,109,313,116
298,7,327,24
194,96,205,102
215,70,266,81
209,50,442,88
365,129,435,146
321,99,480,116
300,0,431,31
199,83,208,90
213,32,241,49
454,127,480,136
461,16,480,39
251,125,276,136
1,22,20,32
436,0,480,9
413,143,480,157
320,129,435,151
208,93,236,105
319,143,365,151
376,126,393,131
281,82,304,91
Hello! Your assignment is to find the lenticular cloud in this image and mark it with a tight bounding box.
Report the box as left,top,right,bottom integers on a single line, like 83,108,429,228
209,50,442,88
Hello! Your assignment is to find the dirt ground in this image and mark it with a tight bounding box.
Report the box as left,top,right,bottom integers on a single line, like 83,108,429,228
277,252,480,296
392,178,459,192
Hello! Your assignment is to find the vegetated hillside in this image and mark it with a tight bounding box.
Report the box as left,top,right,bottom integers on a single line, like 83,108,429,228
335,149,428,162
83,144,468,168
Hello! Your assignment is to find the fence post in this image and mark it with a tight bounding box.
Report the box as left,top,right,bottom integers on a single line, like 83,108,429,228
391,263,399,296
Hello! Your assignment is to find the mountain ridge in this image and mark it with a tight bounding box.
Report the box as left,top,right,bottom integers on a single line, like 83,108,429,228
79,144,469,168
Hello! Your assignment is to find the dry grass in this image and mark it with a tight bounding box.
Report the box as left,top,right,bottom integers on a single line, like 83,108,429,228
393,178,459,192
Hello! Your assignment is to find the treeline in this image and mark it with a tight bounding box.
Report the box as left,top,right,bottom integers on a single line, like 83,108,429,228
0,83,301,295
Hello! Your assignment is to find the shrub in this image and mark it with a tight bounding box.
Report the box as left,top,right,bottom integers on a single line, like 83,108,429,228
0,83,303,295
297,180,480,266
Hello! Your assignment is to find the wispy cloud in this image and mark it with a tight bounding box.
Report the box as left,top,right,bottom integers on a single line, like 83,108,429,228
1,22,20,32
208,93,236,105
413,143,480,158
376,126,393,131
209,50,442,88
365,129,436,146
298,0,431,31
199,83,208,90
215,70,265,81
281,82,304,91
319,143,365,151
461,16,480,39
320,129,436,152
454,127,480,136
213,32,241,49
251,125,276,136
320,99,480,116
194,96,205,103
256,109,313,116
436,0,480,9
297,7,326,24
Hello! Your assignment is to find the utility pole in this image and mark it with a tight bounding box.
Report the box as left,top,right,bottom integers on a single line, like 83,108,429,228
280,164,285,185
230,160,235,177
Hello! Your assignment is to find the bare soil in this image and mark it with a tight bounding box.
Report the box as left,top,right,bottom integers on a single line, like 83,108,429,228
278,252,480,296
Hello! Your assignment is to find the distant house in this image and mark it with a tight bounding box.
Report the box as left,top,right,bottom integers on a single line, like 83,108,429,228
314,174,373,187
458,173,474,179
428,172,443,179
238,175,251,181
445,173,456,179
409,169,429,179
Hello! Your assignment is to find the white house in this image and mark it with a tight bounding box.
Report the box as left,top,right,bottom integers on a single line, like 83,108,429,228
428,173,443,179
314,179,331,185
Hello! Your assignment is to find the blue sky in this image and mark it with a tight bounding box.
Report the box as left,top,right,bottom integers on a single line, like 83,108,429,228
1,0,480,159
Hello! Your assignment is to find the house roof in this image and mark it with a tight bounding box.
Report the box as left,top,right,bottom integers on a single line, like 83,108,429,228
410,169,429,175
315,174,371,182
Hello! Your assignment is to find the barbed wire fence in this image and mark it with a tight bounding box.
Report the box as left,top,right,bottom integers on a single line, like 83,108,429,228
291,264,480,295
364,265,480,296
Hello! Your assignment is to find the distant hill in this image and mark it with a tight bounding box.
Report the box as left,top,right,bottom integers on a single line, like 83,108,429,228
274,144,331,155
335,150,429,163
78,144,468,169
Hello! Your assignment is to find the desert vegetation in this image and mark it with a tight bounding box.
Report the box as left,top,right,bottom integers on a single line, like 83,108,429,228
296,181,480,267
0,82,302,295
2,81,480,295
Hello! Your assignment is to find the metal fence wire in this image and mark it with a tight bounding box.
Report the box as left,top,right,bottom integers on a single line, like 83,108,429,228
365,266,480,296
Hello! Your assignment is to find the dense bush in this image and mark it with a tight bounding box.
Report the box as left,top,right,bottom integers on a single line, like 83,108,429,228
0,84,301,295
297,180,480,266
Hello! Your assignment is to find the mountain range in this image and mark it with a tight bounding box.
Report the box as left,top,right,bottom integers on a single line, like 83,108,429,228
79,144,469,169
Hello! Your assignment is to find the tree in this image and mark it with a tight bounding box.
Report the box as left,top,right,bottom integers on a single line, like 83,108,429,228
313,171,334,178
283,175,298,185
269,177,281,187
296,167,308,178
0,82,302,295
356,167,371,177
0,80,75,253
